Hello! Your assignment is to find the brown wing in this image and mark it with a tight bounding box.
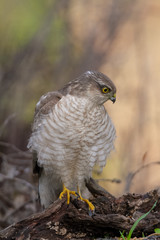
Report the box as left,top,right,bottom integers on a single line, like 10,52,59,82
32,91,63,131
34,91,63,119
30,91,63,174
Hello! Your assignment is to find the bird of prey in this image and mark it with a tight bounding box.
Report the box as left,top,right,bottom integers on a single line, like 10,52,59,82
28,71,116,212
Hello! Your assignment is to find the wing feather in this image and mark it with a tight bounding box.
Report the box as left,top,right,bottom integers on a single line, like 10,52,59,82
32,91,63,131
35,91,62,117
28,91,63,174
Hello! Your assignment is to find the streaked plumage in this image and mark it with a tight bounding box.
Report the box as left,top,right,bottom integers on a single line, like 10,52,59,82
28,71,116,208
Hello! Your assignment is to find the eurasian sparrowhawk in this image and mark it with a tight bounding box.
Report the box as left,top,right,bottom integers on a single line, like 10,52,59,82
28,71,116,212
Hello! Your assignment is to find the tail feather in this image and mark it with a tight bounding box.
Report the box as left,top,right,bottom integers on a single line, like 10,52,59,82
39,169,62,208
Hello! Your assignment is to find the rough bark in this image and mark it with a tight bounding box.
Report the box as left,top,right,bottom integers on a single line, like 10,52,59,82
0,178,160,240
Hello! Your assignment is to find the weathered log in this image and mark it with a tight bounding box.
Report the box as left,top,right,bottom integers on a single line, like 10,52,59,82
0,178,160,240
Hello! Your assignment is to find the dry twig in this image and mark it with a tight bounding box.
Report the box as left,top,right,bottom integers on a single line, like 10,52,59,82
125,161,160,192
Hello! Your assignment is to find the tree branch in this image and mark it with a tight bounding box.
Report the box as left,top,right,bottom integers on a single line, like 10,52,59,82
0,178,160,239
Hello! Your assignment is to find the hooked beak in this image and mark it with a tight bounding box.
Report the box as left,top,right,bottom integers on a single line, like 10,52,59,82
110,93,116,103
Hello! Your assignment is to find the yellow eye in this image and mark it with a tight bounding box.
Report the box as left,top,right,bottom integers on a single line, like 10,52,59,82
102,87,110,93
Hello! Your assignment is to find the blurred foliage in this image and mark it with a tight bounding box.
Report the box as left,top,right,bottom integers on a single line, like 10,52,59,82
0,0,71,141
0,0,131,131
0,0,51,64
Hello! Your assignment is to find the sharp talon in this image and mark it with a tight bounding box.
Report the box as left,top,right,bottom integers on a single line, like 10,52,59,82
89,209,94,217
90,207,95,216
75,192,80,198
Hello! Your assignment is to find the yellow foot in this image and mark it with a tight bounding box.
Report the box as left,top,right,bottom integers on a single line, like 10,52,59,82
79,196,95,212
77,187,95,212
59,185,77,204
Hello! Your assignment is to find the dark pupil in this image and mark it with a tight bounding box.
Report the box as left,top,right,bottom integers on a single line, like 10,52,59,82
104,88,107,92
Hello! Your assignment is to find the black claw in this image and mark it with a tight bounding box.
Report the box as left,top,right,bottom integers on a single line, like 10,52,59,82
88,208,95,216
75,192,80,198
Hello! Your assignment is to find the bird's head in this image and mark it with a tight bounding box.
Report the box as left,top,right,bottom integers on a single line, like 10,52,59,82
81,71,116,105
62,70,116,106
84,71,116,104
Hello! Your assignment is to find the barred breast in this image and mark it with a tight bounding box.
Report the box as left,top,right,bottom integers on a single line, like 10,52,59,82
29,95,116,191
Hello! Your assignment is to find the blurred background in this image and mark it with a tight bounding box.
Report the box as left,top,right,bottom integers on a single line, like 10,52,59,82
0,0,160,229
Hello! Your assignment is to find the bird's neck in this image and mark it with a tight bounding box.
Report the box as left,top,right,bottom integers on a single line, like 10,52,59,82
81,97,106,115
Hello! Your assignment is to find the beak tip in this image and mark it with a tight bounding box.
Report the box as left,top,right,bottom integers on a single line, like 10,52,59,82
110,93,116,103
110,97,116,103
